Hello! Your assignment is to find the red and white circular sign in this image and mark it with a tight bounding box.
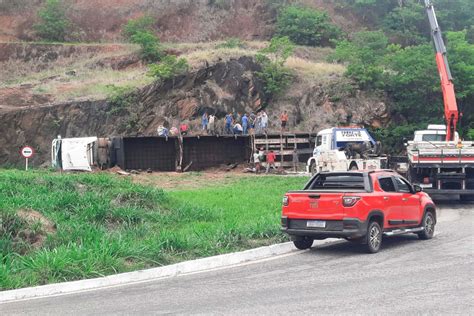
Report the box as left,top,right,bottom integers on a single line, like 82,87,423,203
21,146,34,158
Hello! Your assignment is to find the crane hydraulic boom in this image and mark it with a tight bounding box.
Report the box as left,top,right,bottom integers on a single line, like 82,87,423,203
424,0,458,141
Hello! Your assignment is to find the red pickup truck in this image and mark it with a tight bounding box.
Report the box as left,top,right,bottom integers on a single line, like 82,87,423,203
281,170,436,253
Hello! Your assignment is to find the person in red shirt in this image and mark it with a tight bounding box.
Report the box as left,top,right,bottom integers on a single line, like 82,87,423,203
180,123,188,136
266,150,277,173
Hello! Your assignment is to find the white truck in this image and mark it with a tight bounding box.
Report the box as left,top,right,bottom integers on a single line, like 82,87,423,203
307,127,387,174
406,125,474,200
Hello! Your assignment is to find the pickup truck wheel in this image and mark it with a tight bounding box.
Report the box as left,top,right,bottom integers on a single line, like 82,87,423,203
417,211,435,240
293,238,313,250
366,221,382,253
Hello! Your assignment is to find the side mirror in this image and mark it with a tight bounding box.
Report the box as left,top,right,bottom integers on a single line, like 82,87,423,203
413,185,422,193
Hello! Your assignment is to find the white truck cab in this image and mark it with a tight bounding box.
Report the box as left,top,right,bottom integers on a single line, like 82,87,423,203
307,127,386,174
410,124,459,143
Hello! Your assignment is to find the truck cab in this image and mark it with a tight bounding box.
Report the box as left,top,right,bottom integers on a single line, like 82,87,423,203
307,127,386,174
405,125,474,199
410,124,459,143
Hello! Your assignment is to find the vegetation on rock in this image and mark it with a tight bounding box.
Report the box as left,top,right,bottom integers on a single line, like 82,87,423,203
256,36,295,97
147,55,189,81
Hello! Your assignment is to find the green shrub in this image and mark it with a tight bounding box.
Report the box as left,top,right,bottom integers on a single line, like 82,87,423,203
147,55,189,81
467,129,474,140
122,16,163,62
106,85,136,115
122,15,155,39
276,5,341,47
217,38,245,49
34,0,71,42
256,36,295,96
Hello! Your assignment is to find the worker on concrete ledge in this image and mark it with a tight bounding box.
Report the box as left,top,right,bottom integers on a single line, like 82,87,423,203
180,122,188,136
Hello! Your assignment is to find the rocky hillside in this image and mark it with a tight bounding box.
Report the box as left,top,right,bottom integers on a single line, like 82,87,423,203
0,1,390,166
0,44,388,165
0,0,362,42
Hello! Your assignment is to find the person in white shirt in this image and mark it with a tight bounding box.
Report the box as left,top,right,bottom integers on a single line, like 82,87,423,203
208,114,215,135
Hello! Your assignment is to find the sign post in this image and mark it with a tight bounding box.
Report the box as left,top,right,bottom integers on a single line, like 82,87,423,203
20,146,34,171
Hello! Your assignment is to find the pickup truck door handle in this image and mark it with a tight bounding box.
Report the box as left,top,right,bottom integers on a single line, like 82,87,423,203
402,198,408,201
308,194,320,199
383,197,389,200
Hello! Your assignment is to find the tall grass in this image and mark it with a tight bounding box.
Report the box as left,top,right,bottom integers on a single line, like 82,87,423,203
0,170,307,290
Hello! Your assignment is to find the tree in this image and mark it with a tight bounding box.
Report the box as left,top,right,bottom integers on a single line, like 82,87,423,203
35,0,70,42
276,5,341,47
445,31,474,136
382,1,427,46
255,36,295,96
330,31,388,89
123,16,163,62
383,44,440,121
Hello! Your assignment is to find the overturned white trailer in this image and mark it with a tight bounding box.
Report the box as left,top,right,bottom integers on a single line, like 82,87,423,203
51,137,110,171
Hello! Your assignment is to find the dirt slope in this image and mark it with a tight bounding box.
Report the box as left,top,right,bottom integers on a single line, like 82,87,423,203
0,0,362,42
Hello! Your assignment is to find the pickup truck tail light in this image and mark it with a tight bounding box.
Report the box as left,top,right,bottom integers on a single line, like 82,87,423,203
342,196,361,207
282,196,289,206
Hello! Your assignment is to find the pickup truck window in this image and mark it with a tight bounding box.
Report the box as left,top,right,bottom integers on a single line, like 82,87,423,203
308,173,365,190
379,177,396,192
394,177,412,193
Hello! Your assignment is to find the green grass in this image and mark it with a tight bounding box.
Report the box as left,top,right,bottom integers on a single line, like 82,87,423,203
0,169,307,290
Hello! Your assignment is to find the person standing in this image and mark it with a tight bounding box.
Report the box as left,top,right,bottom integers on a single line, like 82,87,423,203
253,150,261,174
180,122,188,136
249,112,256,134
261,111,268,133
225,112,233,135
208,114,215,135
280,110,289,132
255,112,262,134
266,150,277,173
201,112,208,132
242,113,249,135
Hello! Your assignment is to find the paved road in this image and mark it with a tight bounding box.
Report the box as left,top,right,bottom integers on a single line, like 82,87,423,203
2,202,473,315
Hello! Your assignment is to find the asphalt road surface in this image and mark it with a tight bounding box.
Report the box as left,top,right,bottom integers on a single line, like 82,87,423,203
2,201,473,315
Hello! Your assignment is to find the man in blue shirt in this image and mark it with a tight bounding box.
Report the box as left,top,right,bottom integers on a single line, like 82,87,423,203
201,112,208,132
242,113,249,135
225,113,233,134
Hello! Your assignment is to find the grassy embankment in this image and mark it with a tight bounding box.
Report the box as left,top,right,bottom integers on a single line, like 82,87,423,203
0,169,307,290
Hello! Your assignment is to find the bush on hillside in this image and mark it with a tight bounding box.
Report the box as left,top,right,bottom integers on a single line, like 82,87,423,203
34,0,71,42
276,5,341,47
123,16,163,62
217,38,245,49
148,55,189,81
256,36,295,96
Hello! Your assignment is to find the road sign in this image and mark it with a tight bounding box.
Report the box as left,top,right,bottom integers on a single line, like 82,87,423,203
21,146,34,158
20,146,34,170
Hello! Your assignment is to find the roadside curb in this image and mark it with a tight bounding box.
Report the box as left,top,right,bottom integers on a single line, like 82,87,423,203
0,242,297,303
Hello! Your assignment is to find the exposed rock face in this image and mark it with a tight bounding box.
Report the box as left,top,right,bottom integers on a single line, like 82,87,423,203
0,56,390,167
0,57,267,165
271,78,390,132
